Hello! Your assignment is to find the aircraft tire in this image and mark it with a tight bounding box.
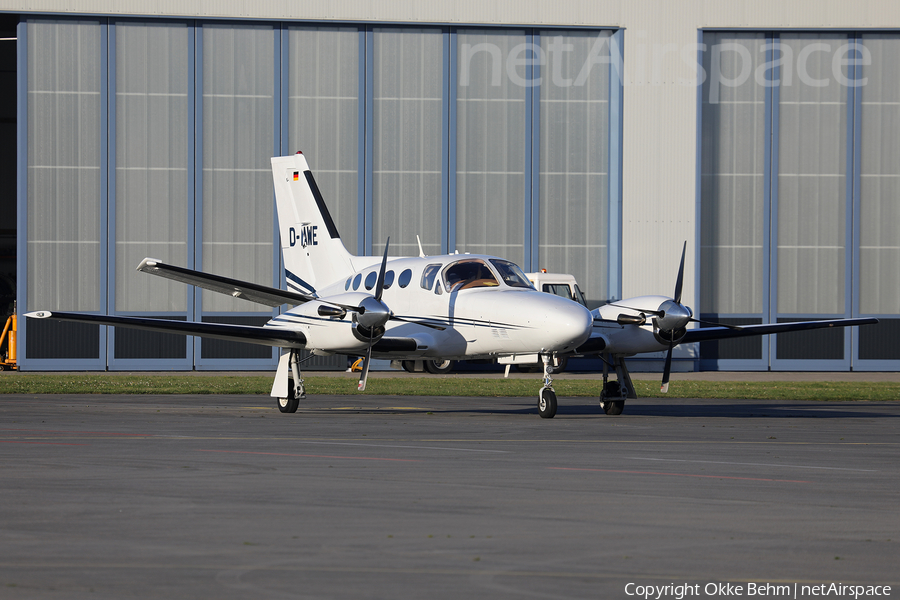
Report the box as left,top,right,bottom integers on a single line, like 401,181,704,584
424,359,455,374
277,381,300,413
599,381,625,415
277,396,299,413
401,360,417,373
600,399,625,415
538,388,557,419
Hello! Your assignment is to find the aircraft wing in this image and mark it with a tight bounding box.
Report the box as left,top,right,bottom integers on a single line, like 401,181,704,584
26,311,307,348
681,317,880,344
137,258,312,308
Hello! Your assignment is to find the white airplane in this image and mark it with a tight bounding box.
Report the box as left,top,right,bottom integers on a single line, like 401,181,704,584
27,152,879,418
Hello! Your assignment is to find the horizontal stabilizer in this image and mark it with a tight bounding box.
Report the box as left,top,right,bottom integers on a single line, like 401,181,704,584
25,311,307,348
681,317,879,344
137,258,312,308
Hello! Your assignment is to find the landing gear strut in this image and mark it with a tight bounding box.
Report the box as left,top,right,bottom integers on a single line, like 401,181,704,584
277,350,305,413
537,355,558,418
599,353,635,416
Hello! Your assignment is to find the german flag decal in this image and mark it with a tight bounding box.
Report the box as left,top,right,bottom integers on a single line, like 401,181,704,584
293,171,300,181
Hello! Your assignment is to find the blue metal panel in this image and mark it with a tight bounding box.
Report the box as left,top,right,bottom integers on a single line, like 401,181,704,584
276,25,289,305
765,35,779,366
692,29,704,371
106,21,116,327
192,24,204,365
272,25,284,323
441,29,451,255
524,32,538,273
100,20,110,368
363,28,374,256
607,29,624,302
447,30,457,255
186,23,197,363
15,20,29,369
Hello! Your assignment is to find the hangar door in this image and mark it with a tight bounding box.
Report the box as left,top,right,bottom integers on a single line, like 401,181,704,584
699,32,897,371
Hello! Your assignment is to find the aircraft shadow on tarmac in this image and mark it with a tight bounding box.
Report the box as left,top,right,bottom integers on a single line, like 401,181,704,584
391,400,900,419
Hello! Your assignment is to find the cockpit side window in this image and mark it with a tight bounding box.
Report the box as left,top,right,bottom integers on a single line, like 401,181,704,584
442,259,499,292
420,264,441,290
489,259,534,289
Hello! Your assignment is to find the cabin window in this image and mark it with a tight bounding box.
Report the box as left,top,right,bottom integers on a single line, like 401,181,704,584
420,264,441,290
364,271,377,290
398,269,413,288
443,259,499,292
352,273,362,291
383,270,395,289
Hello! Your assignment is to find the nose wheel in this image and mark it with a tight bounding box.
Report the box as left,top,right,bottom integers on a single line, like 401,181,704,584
537,355,558,418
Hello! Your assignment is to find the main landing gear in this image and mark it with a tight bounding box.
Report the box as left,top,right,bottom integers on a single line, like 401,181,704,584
599,353,635,416
277,350,306,413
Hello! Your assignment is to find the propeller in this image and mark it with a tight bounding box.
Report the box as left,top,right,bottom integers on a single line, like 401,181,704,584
357,238,392,392
659,242,691,394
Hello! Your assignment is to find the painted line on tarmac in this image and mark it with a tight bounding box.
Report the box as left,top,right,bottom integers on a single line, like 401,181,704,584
292,441,509,453
1,428,152,436
0,440,90,446
197,449,421,462
547,466,811,483
626,456,878,472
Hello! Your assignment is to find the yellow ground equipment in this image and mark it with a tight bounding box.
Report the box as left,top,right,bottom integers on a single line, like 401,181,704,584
1,304,17,371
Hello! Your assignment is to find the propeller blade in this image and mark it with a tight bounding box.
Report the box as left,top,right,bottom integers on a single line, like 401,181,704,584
358,338,373,392
374,237,390,302
673,241,686,305
661,345,673,393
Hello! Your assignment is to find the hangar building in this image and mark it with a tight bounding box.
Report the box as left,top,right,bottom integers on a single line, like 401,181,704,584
1,1,897,371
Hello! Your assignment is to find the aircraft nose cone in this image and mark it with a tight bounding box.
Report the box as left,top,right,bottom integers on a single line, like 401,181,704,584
543,299,593,352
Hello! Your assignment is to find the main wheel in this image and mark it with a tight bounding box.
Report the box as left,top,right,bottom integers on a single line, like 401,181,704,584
538,388,558,419
424,359,455,374
277,380,300,413
599,381,625,415
600,400,625,415
401,360,417,373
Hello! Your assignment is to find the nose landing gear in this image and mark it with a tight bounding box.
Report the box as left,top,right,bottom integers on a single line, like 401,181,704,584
537,355,558,418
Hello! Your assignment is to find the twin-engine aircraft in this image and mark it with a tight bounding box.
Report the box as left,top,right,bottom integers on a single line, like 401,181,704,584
28,152,879,418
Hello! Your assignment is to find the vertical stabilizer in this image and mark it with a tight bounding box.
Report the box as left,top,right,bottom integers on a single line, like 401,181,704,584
271,153,355,295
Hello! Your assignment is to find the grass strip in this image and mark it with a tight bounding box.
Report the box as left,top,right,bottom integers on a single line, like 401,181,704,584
0,374,898,401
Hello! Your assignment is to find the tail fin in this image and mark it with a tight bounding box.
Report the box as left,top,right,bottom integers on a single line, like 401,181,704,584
271,153,355,295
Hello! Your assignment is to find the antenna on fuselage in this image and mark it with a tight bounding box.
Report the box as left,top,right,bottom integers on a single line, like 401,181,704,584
416,235,425,258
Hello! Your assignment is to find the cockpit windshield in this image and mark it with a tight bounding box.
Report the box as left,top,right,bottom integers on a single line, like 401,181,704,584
443,259,499,292
489,259,534,289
